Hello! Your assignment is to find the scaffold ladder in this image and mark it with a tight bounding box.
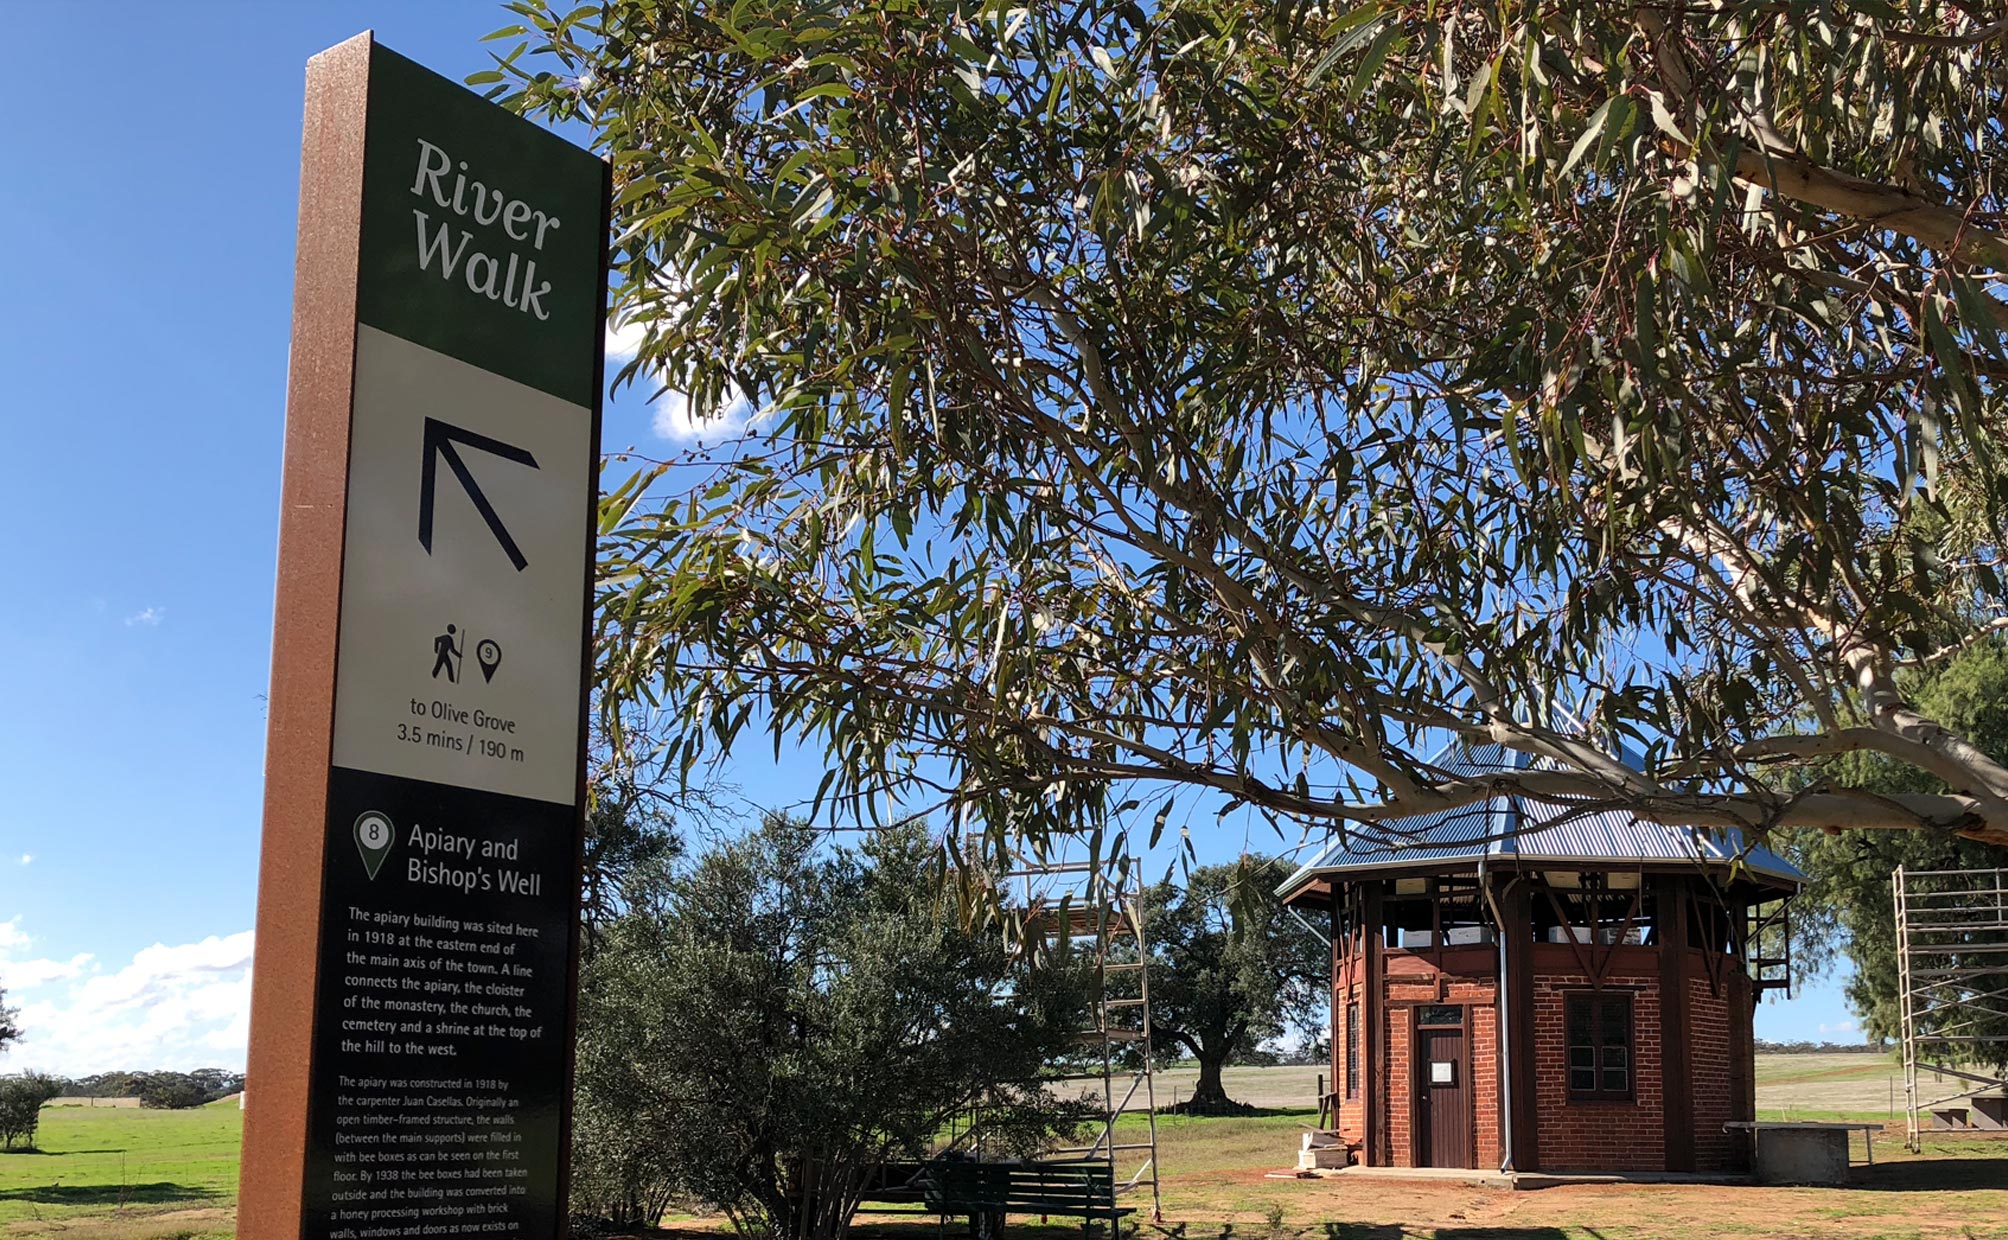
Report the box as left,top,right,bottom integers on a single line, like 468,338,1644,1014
1893,865,2008,1152
989,837,1164,1222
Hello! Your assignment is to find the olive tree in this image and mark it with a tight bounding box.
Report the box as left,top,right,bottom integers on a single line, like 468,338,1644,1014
487,2,2008,855
569,818,1092,1237
0,1074,62,1152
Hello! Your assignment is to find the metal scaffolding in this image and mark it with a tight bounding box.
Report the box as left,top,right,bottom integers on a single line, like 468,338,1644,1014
1893,865,2008,1151
988,837,1164,1223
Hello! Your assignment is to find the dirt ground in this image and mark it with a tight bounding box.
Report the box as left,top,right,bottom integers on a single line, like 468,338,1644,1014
668,1124,2007,1240
1147,1134,2008,1239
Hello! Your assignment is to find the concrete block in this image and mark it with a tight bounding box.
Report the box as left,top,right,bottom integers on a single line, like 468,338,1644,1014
1752,1128,1850,1185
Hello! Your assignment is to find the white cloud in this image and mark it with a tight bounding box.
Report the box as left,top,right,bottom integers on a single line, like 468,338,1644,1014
2,952,93,990
124,606,165,627
0,920,253,1076
606,313,758,443
605,315,649,361
15,854,27,866
0,917,94,990
648,390,758,442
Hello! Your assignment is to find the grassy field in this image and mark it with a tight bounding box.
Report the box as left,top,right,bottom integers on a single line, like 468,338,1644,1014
2,1057,2002,1239
1147,1065,1325,1111
0,1102,238,1240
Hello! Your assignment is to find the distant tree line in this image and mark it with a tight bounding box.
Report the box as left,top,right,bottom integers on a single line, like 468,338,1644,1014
1754,1040,1888,1056
52,1069,244,1109
0,1068,243,1153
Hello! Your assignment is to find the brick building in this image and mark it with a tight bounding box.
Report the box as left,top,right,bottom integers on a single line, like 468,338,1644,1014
1277,743,1802,1175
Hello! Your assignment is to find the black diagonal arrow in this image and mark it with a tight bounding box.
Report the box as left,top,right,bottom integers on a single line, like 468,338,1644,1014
419,417,540,572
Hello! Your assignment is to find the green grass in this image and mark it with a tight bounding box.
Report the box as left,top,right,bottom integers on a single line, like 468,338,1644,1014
1755,1107,1896,1123
0,1105,239,1238
1114,1107,1315,1178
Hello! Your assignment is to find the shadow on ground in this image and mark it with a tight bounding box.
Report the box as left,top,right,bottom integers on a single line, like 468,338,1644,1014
642,1219,1582,1227
1854,1157,2008,1192
1317,1219,1582,1227
0,1182,222,1207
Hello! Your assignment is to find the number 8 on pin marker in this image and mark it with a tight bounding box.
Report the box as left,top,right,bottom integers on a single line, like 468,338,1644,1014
354,810,396,879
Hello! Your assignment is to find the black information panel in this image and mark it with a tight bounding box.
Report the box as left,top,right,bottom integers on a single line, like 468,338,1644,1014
302,767,577,1240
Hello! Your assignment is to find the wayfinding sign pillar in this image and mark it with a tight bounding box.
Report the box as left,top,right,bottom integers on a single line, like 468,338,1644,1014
241,32,607,1240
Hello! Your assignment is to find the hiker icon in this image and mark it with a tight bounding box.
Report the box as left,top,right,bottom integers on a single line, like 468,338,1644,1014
431,624,463,682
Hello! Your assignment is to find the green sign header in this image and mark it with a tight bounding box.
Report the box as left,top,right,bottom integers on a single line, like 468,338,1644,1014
357,43,605,408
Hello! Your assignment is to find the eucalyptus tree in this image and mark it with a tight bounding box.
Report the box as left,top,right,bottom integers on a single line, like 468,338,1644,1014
1787,638,2008,1061
489,2,2008,855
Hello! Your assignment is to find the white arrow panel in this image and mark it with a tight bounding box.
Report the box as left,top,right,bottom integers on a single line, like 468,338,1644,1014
329,324,592,805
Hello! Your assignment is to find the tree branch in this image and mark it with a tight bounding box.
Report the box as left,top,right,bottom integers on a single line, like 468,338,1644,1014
1898,617,2008,669
1639,7,2008,271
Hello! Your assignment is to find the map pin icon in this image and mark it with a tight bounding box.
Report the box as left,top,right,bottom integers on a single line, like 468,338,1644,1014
354,811,396,880
476,638,502,684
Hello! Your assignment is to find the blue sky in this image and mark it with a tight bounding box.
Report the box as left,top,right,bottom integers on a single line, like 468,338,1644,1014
0,0,1860,1077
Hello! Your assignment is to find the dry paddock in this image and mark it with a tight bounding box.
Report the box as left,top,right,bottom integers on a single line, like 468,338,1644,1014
1127,1056,1913,1119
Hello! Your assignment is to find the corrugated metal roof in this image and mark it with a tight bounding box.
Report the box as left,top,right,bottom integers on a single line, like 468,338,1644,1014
1275,740,1805,901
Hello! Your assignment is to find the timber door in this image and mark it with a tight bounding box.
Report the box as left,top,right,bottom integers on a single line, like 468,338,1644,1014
1413,1006,1473,1168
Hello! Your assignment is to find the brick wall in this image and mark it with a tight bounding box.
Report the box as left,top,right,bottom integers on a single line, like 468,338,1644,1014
1687,968,1753,1172
1388,1003,1413,1163
1323,910,1760,1175
1471,1000,1500,1170
1529,964,1666,1172
1330,976,1366,1155
1382,952,1500,1167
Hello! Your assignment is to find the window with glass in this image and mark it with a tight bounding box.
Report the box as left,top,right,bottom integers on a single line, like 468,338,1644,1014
1565,992,1633,1099
1344,1001,1360,1098
1414,1003,1462,1027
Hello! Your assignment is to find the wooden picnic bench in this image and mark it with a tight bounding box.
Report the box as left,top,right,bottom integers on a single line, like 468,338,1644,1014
922,1159,1129,1236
